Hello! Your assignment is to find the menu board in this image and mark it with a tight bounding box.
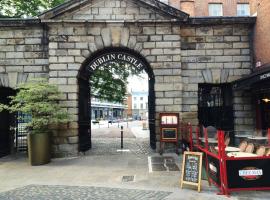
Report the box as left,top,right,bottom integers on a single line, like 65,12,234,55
180,152,203,192
161,115,178,125
162,128,177,140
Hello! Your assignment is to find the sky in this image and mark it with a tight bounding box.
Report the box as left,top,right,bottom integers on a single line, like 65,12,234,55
127,72,148,93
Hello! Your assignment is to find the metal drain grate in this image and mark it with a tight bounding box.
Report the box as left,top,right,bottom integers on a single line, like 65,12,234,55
122,175,135,182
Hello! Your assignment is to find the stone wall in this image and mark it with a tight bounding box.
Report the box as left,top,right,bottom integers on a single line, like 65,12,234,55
47,21,183,156
0,23,48,88
180,23,254,130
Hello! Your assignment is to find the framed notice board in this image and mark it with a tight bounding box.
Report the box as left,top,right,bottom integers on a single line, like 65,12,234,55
161,128,177,140
180,151,203,192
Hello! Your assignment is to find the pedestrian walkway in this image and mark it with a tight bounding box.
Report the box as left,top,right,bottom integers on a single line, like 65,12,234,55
0,123,270,199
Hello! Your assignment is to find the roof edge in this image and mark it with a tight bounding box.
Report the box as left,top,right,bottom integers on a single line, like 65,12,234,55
0,18,41,27
187,16,256,25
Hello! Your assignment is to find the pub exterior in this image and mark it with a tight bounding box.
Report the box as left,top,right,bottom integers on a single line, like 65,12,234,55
0,0,257,157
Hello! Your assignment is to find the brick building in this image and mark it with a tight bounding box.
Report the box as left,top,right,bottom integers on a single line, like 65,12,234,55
0,0,257,157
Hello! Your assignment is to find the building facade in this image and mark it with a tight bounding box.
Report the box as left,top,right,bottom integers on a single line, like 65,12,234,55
131,91,148,120
0,0,256,157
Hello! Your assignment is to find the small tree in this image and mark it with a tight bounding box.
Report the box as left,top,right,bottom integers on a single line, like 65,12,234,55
0,78,69,134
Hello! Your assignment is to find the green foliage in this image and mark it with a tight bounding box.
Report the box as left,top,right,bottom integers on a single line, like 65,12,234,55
0,79,69,133
90,62,142,103
0,0,66,17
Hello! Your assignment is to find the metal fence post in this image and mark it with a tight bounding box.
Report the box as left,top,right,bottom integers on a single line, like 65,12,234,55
121,126,123,149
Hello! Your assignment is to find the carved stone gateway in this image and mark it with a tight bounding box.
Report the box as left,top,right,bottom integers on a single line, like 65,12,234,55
0,0,256,157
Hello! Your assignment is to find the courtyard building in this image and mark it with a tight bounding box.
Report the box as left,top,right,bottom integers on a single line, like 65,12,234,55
0,0,257,157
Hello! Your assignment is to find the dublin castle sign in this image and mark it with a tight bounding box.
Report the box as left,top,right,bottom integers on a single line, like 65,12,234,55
87,52,145,73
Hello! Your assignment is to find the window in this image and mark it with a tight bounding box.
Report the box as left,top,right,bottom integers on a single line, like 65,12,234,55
208,3,223,16
237,4,250,16
140,103,143,109
134,104,137,109
140,97,143,101
146,103,148,109
133,97,137,101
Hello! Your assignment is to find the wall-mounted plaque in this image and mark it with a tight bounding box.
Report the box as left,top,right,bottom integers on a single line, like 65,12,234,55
180,151,203,192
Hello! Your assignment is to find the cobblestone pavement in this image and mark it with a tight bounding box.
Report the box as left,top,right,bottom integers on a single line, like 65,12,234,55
0,185,171,200
85,138,154,156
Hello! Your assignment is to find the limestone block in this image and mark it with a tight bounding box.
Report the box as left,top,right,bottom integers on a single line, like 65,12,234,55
163,48,181,55
151,49,163,55
58,83,77,93
143,27,155,35
144,42,155,48
120,28,129,46
153,69,172,75
155,105,165,112
68,136,79,144
68,78,77,84
68,49,81,56
213,42,233,49
196,27,213,36
150,35,162,41
164,35,181,41
137,36,148,42
156,27,171,34
233,26,249,36
58,71,77,77
241,49,250,55
224,49,241,55
0,30,14,38
155,83,174,91
205,36,224,43
127,36,136,49
75,42,88,49
206,49,223,56
214,56,233,62
165,91,181,98
6,52,24,59
49,42,58,49
24,65,44,72
224,36,240,42
233,56,250,62
59,43,75,49
213,27,233,35
49,64,67,70
181,28,195,37
68,63,81,70
155,91,164,98
88,27,101,36
49,78,67,85
157,55,173,62
68,93,78,100
233,42,249,49
156,98,174,105
164,105,181,112
58,56,74,63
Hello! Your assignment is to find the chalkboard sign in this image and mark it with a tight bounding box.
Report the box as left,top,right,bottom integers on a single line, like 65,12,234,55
162,128,177,140
180,152,203,192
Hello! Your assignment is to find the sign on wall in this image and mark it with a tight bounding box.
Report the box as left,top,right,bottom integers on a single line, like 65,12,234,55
87,52,145,73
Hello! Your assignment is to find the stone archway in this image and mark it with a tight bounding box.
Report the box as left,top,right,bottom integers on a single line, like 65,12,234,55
77,47,155,152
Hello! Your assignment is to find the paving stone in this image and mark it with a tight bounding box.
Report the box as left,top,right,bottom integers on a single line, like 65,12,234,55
0,185,172,200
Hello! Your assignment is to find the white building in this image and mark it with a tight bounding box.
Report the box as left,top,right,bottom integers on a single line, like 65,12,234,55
131,91,148,120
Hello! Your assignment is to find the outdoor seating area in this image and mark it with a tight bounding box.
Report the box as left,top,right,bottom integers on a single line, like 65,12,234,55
189,126,270,195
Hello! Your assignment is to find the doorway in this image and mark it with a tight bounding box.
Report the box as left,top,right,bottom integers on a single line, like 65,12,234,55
0,87,15,157
77,47,156,152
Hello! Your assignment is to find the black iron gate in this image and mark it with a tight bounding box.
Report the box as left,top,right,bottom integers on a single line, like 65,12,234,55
148,75,156,149
198,83,234,131
15,112,31,152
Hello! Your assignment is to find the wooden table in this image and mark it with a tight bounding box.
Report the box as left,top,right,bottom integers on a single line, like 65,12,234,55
227,152,257,157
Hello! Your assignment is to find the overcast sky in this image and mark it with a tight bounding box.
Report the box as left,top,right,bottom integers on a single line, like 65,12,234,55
127,72,148,93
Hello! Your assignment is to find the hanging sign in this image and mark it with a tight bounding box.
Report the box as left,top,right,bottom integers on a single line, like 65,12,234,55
87,52,145,72
180,151,203,192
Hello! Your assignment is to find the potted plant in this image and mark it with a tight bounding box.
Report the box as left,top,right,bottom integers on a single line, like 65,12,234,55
0,78,69,165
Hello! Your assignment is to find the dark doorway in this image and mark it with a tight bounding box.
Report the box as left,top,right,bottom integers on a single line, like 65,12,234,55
198,83,234,131
78,47,156,152
0,87,15,158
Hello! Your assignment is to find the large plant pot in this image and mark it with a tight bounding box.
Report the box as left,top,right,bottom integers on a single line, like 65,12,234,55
27,132,51,166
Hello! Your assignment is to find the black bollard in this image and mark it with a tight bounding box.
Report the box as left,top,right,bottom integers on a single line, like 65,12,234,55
121,126,123,149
